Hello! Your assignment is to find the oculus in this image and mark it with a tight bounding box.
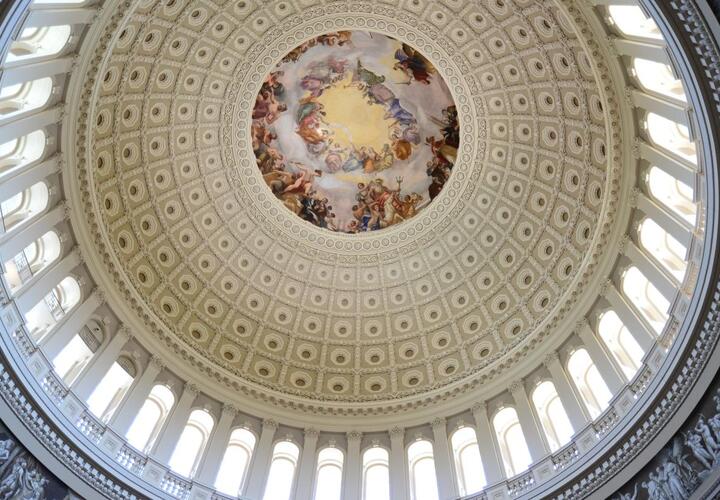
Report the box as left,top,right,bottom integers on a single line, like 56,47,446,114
252,31,458,233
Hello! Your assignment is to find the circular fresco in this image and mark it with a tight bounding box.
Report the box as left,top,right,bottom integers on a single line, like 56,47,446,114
252,31,459,233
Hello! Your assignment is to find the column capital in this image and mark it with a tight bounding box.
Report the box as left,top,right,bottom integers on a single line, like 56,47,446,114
184,382,199,396
431,417,446,429
389,426,404,440
347,430,363,442
471,401,488,416
542,351,560,368
221,403,239,416
262,418,278,431
149,355,165,371
575,317,591,333
117,324,133,341
508,379,525,395
598,279,612,299
304,427,320,439
94,288,106,305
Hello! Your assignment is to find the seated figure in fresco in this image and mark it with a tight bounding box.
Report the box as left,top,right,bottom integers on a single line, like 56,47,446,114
375,144,395,172
351,60,386,88
252,88,287,124
385,98,415,127
283,163,322,197
301,57,349,97
427,158,452,200
394,43,436,85
343,149,365,172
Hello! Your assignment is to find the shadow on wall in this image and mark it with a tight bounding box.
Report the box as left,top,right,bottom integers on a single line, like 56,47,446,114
0,419,72,500
613,371,720,499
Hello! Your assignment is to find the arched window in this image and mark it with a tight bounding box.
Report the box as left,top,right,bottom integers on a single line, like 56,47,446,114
314,447,344,500
0,78,54,120
362,447,390,500
567,349,613,419
125,385,175,453
450,427,485,495
168,409,215,477
622,266,670,334
25,275,81,339
214,428,256,496
598,311,645,379
647,167,696,225
407,440,439,500
262,441,300,500
51,333,92,386
646,113,696,163
608,5,662,40
531,381,574,451
3,230,61,292
6,25,72,62
0,129,46,174
632,59,686,102
86,358,135,422
0,181,49,233
638,217,688,281
493,408,532,477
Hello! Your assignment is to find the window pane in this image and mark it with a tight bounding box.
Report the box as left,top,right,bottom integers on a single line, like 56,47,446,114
168,410,214,477
408,441,438,500
215,445,251,495
451,427,485,494
86,362,133,421
493,408,531,476
51,334,92,385
168,426,204,477
363,448,390,500
315,464,342,500
263,458,296,500
125,400,162,451
364,463,390,500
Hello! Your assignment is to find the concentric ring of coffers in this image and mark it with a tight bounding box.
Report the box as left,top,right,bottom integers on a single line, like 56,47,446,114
79,0,616,405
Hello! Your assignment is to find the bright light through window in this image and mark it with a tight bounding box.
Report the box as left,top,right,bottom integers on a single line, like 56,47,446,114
451,427,485,495
215,428,256,495
263,441,299,500
125,385,175,452
86,361,133,422
408,440,439,500
168,410,214,477
567,349,613,419
532,381,574,451
493,407,532,477
314,448,343,500
51,334,92,385
363,447,390,500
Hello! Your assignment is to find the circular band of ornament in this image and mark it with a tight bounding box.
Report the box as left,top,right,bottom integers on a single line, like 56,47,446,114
224,13,479,253
72,0,625,410
251,30,459,234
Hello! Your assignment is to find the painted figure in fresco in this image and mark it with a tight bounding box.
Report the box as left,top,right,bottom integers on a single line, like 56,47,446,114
385,99,416,127
253,31,457,233
352,60,386,88
368,83,395,104
281,32,352,64
394,43,436,84
252,88,287,123
342,149,365,172
283,163,322,197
